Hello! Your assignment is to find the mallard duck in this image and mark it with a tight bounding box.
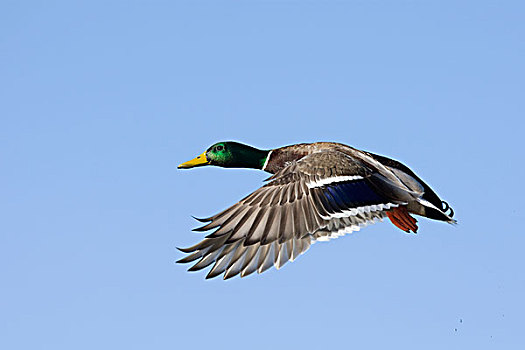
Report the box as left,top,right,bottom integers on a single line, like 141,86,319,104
177,141,455,279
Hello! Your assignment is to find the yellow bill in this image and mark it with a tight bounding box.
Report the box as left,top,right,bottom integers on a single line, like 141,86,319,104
178,151,210,169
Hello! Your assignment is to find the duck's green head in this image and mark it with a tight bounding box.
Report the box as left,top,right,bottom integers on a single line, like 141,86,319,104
178,141,269,170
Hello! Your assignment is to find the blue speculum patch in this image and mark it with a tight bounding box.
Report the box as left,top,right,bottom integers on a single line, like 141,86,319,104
321,181,386,209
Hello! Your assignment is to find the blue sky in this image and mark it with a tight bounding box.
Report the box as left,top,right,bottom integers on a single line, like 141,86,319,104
1,1,524,349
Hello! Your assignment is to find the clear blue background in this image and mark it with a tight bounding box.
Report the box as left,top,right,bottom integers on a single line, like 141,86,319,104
1,1,524,349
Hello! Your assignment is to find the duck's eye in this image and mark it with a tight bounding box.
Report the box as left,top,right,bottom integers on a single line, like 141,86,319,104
216,145,224,151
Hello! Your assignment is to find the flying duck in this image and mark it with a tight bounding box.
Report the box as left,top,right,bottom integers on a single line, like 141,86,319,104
177,141,455,279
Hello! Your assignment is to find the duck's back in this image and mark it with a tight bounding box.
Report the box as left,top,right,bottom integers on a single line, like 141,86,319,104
264,142,357,173
265,141,452,222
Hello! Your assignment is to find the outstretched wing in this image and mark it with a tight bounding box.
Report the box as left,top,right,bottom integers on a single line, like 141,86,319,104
177,150,409,279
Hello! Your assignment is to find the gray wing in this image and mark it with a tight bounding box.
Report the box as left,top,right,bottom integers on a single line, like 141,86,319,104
177,150,416,279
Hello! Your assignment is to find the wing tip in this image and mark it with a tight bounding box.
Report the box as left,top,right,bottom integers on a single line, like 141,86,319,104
176,246,194,254
192,215,212,223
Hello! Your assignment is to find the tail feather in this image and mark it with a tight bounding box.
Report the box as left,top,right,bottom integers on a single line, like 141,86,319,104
416,198,457,224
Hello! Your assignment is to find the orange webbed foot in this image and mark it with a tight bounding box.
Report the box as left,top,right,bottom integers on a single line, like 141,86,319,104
386,206,418,233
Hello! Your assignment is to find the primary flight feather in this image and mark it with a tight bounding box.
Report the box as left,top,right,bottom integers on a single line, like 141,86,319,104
177,141,455,280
